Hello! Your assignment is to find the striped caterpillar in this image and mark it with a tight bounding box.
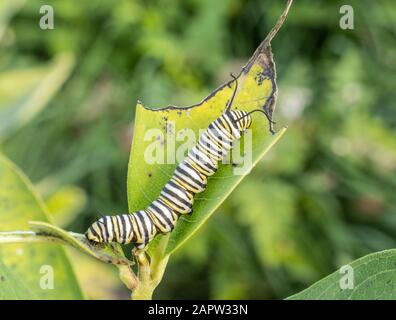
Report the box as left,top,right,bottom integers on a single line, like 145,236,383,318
85,77,274,250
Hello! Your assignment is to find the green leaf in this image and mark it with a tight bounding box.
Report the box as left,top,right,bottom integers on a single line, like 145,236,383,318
288,249,396,300
0,54,74,141
127,39,287,257
0,153,83,299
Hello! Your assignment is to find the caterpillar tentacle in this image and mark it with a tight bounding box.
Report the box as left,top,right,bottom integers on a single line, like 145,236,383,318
86,109,253,250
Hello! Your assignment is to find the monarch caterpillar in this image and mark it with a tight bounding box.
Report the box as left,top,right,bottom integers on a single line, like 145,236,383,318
86,76,274,250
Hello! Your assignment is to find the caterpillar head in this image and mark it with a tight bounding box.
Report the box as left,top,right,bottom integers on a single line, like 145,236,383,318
86,217,108,243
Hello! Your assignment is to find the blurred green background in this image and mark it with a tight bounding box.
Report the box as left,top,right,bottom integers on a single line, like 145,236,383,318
1,0,396,299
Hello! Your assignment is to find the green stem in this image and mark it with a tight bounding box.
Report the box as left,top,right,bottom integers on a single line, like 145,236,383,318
131,235,170,300
118,265,138,291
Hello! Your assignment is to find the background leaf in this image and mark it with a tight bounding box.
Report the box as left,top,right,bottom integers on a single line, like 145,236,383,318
0,153,83,299
0,54,74,141
288,249,396,300
68,249,131,300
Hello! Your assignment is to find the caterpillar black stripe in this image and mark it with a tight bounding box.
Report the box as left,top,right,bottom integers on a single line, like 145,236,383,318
86,76,274,250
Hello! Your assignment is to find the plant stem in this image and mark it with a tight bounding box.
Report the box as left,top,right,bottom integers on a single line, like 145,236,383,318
131,251,154,300
118,265,138,291
131,236,170,300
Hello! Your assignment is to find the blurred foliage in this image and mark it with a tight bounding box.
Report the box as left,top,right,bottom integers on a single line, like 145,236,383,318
0,0,395,299
43,185,87,227
0,53,74,141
